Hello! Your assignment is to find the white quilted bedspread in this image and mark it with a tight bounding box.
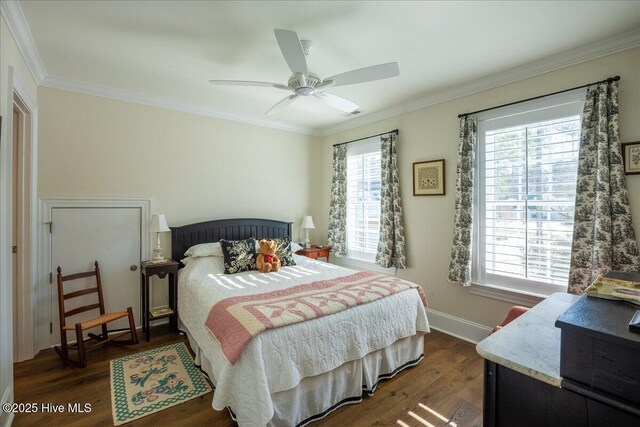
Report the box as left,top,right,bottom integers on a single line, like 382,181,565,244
178,255,430,426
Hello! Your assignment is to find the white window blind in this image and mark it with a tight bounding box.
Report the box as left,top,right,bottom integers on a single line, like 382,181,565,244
346,138,381,261
484,115,580,285
474,95,585,296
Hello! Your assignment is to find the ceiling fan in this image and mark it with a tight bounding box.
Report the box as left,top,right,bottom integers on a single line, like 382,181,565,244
209,29,399,116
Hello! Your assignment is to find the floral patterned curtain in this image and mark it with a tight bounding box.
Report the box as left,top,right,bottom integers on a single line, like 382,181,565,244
327,145,348,256
448,116,478,286
376,133,406,269
568,81,640,294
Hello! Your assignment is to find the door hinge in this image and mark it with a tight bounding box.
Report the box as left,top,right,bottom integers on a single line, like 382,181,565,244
50,322,53,334
12,246,17,254
45,221,53,233
49,272,53,284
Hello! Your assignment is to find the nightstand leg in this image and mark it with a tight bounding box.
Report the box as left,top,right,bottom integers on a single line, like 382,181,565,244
169,272,177,331
140,272,145,333
145,276,150,342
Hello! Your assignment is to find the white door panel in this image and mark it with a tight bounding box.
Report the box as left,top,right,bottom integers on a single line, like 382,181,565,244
51,207,141,345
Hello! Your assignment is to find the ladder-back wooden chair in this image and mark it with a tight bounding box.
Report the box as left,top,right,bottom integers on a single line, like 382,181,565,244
54,261,138,367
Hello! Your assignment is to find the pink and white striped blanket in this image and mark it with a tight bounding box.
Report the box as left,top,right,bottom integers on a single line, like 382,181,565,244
205,271,428,364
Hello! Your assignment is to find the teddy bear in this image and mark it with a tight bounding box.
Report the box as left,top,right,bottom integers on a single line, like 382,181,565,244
256,239,281,273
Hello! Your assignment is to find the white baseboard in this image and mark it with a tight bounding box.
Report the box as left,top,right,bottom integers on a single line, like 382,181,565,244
47,318,171,349
426,308,492,344
331,258,492,344
1,387,14,427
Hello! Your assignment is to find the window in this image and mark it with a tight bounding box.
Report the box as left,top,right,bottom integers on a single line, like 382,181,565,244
474,95,584,296
346,137,381,261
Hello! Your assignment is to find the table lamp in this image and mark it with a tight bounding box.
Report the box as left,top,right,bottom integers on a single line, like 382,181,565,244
149,214,170,262
301,215,315,248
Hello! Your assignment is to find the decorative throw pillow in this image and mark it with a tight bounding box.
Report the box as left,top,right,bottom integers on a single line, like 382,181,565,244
273,236,296,267
220,238,256,274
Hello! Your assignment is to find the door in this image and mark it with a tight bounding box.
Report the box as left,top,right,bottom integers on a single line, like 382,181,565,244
12,107,21,360
10,89,36,362
50,207,142,346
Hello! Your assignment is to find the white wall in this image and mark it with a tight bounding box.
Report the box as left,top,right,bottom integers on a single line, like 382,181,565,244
0,12,39,426
37,86,323,309
37,86,323,231
320,47,640,330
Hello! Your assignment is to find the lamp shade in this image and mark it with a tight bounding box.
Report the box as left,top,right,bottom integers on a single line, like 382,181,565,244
300,215,315,229
149,214,170,233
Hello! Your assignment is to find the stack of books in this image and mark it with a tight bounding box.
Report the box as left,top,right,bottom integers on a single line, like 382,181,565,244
585,276,640,306
149,305,174,317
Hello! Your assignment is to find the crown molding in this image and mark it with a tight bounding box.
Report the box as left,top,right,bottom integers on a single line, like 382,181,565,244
4,0,639,138
321,28,640,136
40,75,323,136
3,0,320,136
0,0,46,84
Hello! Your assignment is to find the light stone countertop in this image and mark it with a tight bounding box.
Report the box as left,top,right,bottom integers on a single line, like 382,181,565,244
476,292,580,387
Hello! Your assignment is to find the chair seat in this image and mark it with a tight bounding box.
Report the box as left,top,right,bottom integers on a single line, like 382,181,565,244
491,306,530,333
63,310,130,331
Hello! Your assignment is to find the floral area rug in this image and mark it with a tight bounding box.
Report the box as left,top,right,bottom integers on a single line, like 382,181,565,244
110,342,212,425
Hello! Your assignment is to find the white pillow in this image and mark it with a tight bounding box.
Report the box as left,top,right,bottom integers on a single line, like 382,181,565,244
184,242,223,258
181,255,225,272
292,253,307,263
198,255,225,273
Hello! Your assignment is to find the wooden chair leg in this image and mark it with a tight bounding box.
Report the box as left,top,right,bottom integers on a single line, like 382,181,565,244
75,324,87,368
54,329,69,364
128,307,139,344
54,330,85,368
63,332,69,360
61,329,68,360
101,323,109,341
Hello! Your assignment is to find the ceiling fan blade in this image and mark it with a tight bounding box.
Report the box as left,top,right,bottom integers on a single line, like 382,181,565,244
313,92,359,113
273,29,308,76
209,80,292,91
265,94,298,116
314,79,335,92
325,62,399,87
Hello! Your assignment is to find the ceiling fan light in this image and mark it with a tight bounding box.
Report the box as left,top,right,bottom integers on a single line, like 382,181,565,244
296,87,315,96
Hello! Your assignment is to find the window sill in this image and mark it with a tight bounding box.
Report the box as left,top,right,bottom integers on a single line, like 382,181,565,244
332,256,395,276
468,282,549,307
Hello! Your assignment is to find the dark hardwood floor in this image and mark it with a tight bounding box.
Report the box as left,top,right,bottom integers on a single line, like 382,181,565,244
12,326,483,426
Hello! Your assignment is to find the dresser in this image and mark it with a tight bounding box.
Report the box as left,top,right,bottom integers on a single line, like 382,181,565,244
477,272,640,426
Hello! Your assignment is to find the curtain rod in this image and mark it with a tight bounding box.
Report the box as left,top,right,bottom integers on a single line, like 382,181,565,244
457,75,620,118
333,129,399,147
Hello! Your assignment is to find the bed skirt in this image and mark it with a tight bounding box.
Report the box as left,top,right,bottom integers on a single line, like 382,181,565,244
180,321,424,427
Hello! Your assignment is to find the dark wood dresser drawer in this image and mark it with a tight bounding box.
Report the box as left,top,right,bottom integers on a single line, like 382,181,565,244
555,271,640,407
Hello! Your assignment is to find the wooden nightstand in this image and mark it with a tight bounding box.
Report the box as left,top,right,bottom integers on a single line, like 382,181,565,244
296,246,331,262
140,259,178,341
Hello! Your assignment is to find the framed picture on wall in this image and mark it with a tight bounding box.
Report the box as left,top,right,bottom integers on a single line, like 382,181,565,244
413,159,445,196
622,142,640,175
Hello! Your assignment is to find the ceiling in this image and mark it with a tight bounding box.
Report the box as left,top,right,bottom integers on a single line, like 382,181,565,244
17,1,640,134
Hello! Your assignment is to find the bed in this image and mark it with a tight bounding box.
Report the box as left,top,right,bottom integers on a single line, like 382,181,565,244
172,218,430,426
